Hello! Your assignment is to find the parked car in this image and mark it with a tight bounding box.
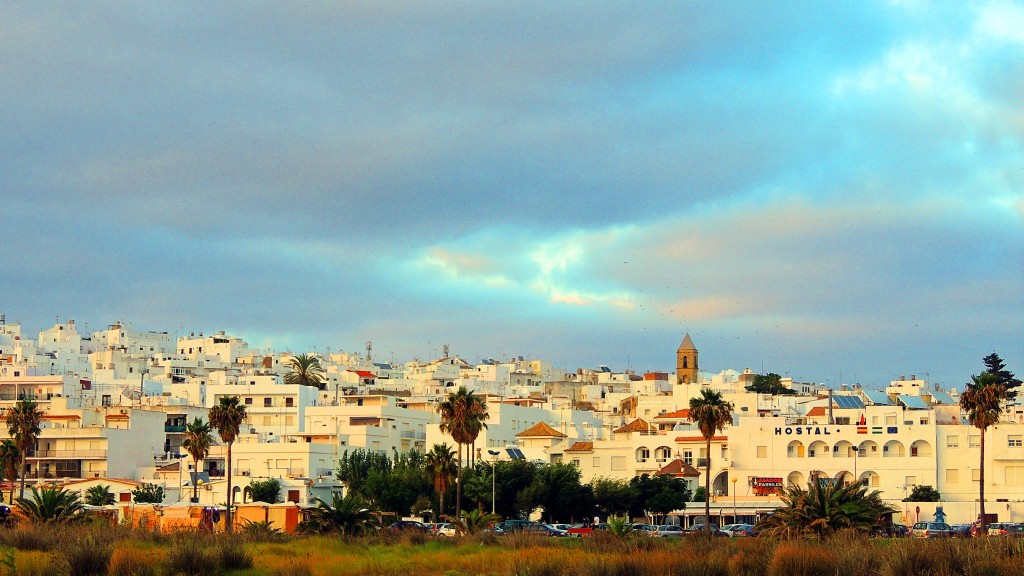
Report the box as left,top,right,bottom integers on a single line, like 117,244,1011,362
389,520,429,533
543,524,569,536
988,523,1024,536
722,523,756,537
911,522,953,538
951,524,973,538
631,524,658,536
429,522,455,536
685,523,721,533
653,524,685,537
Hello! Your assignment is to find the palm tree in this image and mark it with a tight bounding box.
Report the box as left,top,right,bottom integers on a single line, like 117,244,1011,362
689,388,733,536
284,353,326,389
756,480,894,538
181,417,213,504
444,508,500,535
7,399,43,500
960,371,1006,535
300,493,379,535
0,440,20,504
210,395,247,532
424,443,457,520
16,485,85,523
438,387,488,515
84,484,115,506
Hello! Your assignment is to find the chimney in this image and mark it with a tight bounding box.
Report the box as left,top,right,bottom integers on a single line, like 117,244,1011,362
828,389,835,425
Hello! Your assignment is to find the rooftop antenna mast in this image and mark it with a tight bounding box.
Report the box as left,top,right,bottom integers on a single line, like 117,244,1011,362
443,343,449,358
365,341,372,363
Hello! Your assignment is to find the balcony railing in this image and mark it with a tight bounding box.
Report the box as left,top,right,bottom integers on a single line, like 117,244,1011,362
27,450,107,459
165,425,186,433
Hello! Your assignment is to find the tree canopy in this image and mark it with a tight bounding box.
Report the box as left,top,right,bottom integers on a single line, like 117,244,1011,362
745,373,795,395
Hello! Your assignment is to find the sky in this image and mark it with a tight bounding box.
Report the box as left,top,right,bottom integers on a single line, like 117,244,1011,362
1,1,1021,390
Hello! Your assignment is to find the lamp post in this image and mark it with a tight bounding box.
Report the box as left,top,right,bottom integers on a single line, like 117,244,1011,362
731,477,737,523
488,450,499,515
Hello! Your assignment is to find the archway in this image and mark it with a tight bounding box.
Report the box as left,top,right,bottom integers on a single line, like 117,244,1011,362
808,440,830,458
833,440,855,458
858,440,879,457
859,470,880,488
787,471,805,488
910,440,932,457
787,440,805,458
883,440,905,457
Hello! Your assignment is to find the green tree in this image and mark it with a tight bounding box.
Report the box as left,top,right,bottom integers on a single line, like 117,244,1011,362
6,399,42,499
16,485,85,523
337,449,392,499
84,484,115,506
423,443,457,520
299,493,379,535
745,373,795,395
284,353,326,389
180,417,213,504
692,486,707,502
131,483,165,504
0,440,20,504
984,352,1021,399
905,485,941,502
461,465,493,512
492,460,538,520
960,371,1007,534
756,480,895,538
209,395,247,532
525,462,595,523
247,478,282,504
690,388,733,536
438,387,488,514
591,477,636,519
628,474,690,522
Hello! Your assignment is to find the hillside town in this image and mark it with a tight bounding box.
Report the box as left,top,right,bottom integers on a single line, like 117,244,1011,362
0,314,1019,530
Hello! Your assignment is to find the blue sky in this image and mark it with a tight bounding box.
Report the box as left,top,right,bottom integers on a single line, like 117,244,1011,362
2,1,1021,389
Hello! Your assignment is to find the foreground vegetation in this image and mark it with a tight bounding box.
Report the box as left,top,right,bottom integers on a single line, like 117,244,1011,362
3,522,1024,576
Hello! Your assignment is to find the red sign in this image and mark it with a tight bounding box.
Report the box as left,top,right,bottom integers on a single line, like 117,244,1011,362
751,477,783,495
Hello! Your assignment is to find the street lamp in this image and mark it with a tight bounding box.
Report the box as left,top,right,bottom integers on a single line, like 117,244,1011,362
731,477,738,523
488,450,500,515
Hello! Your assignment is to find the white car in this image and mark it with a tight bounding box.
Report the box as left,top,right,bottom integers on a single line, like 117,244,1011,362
428,522,456,536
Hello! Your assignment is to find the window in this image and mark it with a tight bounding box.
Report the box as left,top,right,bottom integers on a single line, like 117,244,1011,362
636,448,650,462
946,435,959,448
571,459,580,467
1007,467,1024,485
264,398,272,407
683,450,693,465
757,446,767,458
593,457,601,467
244,397,252,405
1010,435,1022,448
263,416,271,426
945,469,959,483
970,435,981,448
972,468,981,482
611,456,626,471
285,398,294,408
871,416,879,425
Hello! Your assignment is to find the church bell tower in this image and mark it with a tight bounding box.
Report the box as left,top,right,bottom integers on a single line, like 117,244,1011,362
676,333,698,385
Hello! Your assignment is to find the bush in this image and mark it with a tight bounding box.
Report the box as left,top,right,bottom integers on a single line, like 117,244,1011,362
3,524,58,551
109,546,158,576
57,534,112,576
165,537,216,576
216,537,253,571
768,543,835,576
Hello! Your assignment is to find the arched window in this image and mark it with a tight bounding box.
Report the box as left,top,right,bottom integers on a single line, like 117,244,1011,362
682,357,688,368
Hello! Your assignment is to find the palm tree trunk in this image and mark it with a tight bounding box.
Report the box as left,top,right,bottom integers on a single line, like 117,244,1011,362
456,443,463,517
439,487,445,521
980,431,987,535
18,455,26,500
225,443,233,532
704,438,711,537
193,459,200,504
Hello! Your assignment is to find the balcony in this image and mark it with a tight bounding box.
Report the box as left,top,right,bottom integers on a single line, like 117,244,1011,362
400,431,426,440
165,425,186,433
28,450,107,459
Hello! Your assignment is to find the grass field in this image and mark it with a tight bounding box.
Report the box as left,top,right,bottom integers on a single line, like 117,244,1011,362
4,523,1024,575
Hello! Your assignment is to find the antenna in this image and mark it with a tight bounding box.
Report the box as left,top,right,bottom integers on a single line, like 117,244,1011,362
366,341,372,363
442,343,449,358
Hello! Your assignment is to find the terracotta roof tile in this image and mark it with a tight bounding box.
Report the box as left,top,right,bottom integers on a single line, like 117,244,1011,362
565,441,594,453
656,459,702,477
807,406,828,417
515,421,568,438
613,418,657,434
654,409,690,419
